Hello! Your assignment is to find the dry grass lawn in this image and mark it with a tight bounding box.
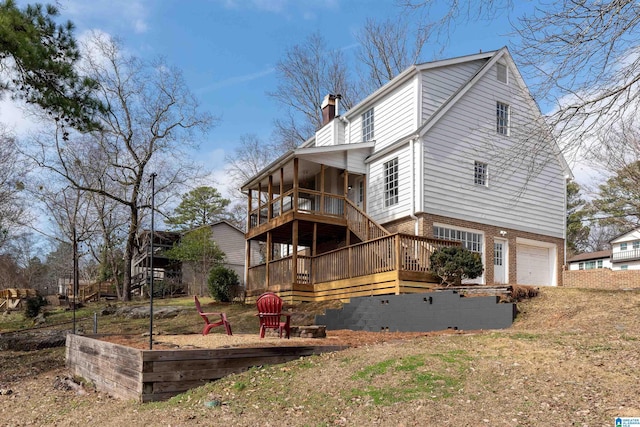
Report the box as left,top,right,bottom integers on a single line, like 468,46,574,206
1,287,639,426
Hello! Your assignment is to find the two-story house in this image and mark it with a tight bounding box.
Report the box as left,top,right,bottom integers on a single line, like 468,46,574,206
610,229,640,270
242,47,571,303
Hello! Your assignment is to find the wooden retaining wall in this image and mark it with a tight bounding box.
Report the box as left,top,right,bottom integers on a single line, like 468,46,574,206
66,334,346,402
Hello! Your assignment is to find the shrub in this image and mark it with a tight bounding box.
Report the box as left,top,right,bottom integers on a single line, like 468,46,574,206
429,246,484,287
208,265,240,302
24,295,47,319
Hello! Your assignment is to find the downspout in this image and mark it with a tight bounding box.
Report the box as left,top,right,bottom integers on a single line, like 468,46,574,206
339,115,351,144
410,138,419,235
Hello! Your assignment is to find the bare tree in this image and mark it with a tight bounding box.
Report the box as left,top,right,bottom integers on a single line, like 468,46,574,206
399,0,640,149
0,127,29,251
269,32,356,148
355,17,428,93
28,33,214,301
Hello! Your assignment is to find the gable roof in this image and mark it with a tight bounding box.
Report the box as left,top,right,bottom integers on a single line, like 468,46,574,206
567,250,611,263
609,227,640,243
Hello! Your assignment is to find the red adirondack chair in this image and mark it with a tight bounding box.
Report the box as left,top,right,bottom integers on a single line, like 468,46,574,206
194,295,232,336
256,292,291,339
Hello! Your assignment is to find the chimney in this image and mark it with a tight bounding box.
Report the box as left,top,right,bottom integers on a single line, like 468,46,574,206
321,94,337,126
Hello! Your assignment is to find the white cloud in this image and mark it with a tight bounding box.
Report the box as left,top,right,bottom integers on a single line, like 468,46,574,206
59,0,150,35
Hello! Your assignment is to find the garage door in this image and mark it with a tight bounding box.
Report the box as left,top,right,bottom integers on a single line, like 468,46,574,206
517,244,551,285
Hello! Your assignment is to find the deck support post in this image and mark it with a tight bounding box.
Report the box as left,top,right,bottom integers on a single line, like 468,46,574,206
266,231,272,289
292,220,299,287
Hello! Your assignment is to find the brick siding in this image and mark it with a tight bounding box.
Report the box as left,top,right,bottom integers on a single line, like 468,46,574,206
563,269,640,290
383,213,565,286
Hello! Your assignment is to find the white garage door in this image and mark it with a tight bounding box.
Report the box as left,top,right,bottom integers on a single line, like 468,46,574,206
517,244,551,286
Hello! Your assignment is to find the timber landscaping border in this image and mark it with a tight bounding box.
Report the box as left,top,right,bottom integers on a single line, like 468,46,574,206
66,334,346,402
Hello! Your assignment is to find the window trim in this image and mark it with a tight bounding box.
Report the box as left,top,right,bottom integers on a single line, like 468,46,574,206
474,161,488,186
620,242,628,251
383,157,399,207
433,225,484,254
362,108,374,142
496,101,510,136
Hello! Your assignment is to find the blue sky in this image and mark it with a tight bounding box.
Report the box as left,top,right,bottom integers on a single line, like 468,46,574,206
7,0,556,193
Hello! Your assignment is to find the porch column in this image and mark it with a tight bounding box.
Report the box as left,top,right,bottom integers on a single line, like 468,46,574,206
292,220,298,286
320,164,325,214
246,190,252,231
280,168,284,215
258,183,263,225
293,158,299,212
267,175,273,221
362,174,367,212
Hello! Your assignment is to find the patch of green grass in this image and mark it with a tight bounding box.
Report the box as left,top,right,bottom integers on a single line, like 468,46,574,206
350,359,395,380
622,334,638,341
511,332,540,341
395,355,424,372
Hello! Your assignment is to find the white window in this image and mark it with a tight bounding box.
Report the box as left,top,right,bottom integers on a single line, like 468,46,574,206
494,242,503,266
383,158,398,207
474,161,488,186
434,226,483,254
362,108,374,142
578,262,584,270
496,102,510,135
621,242,628,251
634,241,640,250
497,63,508,84
597,260,603,268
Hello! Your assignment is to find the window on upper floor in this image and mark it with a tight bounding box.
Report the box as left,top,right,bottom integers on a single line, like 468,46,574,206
496,101,510,135
383,157,398,207
362,108,374,142
634,241,640,250
621,242,628,251
433,226,483,254
474,161,488,186
497,63,508,84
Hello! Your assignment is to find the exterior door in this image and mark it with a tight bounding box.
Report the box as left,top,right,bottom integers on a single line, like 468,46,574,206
494,239,507,284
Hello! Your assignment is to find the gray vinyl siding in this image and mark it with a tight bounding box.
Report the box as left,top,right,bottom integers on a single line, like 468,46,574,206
349,79,416,149
315,120,345,147
421,62,566,238
211,222,246,266
367,147,413,224
422,60,487,120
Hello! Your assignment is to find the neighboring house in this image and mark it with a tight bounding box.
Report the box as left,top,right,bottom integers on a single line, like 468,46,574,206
242,47,571,303
610,228,640,270
132,221,259,296
181,221,261,294
566,250,612,271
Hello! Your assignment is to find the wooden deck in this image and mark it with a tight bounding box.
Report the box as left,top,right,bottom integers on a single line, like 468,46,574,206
66,334,346,402
247,234,460,303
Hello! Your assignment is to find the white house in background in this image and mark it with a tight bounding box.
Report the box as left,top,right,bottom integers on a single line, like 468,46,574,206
566,250,612,271
242,47,571,303
610,228,640,270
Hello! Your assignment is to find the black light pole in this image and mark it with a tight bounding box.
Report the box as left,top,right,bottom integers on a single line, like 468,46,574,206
149,172,157,350
72,224,78,334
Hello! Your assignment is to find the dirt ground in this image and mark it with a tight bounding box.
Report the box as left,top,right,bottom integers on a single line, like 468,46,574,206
1,287,639,426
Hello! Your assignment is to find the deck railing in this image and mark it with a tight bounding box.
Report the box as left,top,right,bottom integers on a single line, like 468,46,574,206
612,249,640,262
344,199,389,241
246,234,461,292
248,190,349,231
